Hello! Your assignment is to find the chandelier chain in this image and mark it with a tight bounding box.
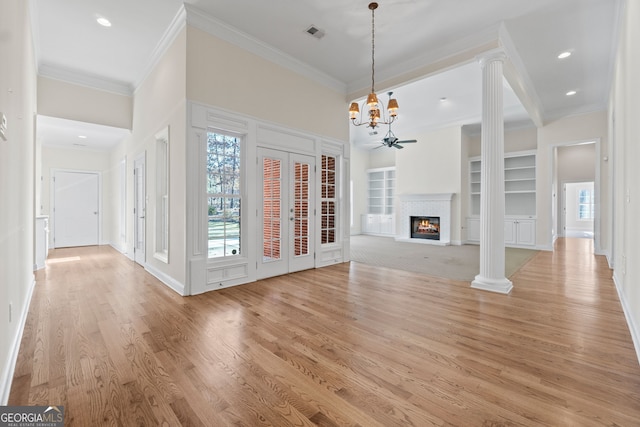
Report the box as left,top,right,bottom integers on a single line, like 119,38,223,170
371,5,376,94
349,2,399,129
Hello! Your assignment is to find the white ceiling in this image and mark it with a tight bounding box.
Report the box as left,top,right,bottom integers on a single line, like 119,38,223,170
32,0,621,150
37,116,130,151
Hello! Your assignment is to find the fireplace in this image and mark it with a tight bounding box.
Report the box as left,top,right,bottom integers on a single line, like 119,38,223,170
398,193,453,245
411,216,440,240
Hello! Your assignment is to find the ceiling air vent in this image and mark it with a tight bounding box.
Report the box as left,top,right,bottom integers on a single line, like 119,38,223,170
305,25,325,39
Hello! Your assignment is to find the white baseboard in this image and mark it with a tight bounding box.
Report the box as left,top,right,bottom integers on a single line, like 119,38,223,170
612,272,640,366
1,275,36,405
145,264,185,296
108,242,128,257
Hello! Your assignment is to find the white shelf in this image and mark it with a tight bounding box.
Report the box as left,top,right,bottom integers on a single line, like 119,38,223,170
469,151,536,217
365,167,396,235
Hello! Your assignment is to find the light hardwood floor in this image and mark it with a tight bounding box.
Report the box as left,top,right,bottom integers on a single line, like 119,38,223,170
9,238,640,426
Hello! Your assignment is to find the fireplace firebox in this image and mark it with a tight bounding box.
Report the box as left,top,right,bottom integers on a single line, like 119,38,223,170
410,216,440,240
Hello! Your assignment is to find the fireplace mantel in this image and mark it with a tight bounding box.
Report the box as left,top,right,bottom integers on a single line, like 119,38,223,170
396,193,454,245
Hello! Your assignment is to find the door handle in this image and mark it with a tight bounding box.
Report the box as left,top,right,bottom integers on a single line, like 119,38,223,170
290,217,295,221
140,216,145,219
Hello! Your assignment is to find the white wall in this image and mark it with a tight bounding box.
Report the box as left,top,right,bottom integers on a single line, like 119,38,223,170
350,145,369,235
369,147,396,169
557,143,596,183
186,26,348,143
38,76,132,130
610,0,640,362
396,126,463,243
466,126,538,157
0,0,37,405
110,27,187,290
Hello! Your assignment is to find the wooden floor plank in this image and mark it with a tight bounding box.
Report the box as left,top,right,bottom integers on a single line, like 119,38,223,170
9,238,640,426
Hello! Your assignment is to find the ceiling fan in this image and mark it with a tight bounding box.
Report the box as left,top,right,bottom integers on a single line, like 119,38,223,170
376,126,417,149
374,91,417,149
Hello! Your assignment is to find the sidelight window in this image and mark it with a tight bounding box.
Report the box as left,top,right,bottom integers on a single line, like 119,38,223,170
207,132,242,258
321,154,337,244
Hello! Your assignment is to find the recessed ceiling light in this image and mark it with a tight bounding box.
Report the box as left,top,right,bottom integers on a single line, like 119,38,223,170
78,135,87,139
440,97,447,102
96,16,111,27
566,90,577,96
558,51,572,59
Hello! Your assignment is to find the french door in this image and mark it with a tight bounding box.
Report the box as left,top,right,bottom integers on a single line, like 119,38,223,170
257,148,315,279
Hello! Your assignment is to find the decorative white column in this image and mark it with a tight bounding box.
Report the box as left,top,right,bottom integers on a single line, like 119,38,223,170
471,50,513,294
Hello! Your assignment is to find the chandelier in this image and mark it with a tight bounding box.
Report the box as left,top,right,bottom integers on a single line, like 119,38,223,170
349,2,399,128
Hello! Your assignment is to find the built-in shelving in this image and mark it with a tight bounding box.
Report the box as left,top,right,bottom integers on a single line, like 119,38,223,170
467,151,536,247
363,167,396,235
469,151,536,217
367,167,395,215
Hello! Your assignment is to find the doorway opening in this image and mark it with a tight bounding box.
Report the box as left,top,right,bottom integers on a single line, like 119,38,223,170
551,140,599,252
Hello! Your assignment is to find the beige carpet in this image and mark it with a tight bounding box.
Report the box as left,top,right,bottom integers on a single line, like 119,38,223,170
350,235,538,281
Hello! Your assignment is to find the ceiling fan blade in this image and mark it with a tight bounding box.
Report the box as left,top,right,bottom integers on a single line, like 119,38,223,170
374,144,385,149
397,139,417,144
393,144,404,149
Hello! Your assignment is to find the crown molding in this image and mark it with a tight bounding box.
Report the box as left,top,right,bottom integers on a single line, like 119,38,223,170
133,4,187,92
38,63,133,96
184,4,347,95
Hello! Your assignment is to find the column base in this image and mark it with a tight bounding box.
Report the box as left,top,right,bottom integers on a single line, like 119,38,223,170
471,275,513,294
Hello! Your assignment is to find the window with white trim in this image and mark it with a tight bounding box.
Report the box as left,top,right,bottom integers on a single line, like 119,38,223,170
578,188,594,220
321,154,337,244
207,132,242,258
154,127,169,262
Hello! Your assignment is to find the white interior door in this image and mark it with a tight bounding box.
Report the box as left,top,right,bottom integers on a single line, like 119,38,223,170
257,148,315,279
53,171,99,248
134,153,146,265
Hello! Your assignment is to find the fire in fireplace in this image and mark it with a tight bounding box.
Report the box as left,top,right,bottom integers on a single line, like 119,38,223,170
410,216,440,240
